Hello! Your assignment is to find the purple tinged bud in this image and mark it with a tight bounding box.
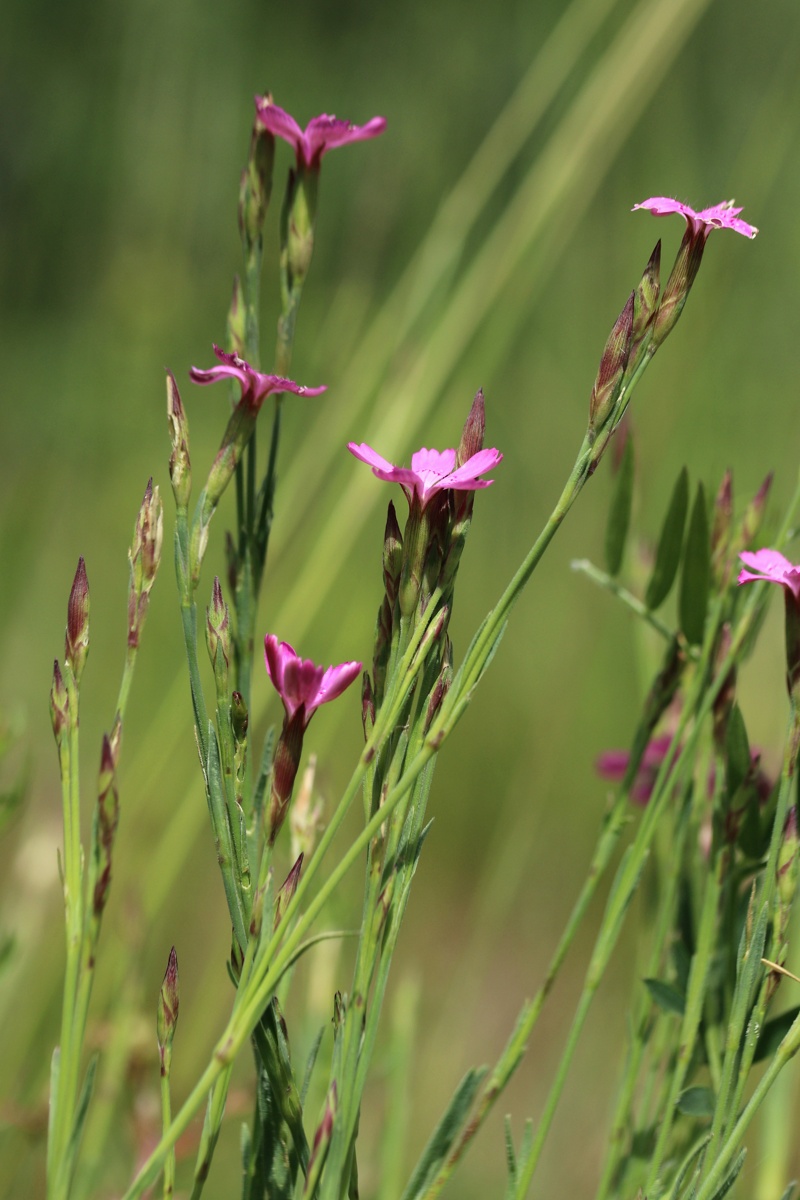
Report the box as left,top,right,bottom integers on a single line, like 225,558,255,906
632,241,661,347
361,672,375,740
651,227,705,350
589,293,635,436
157,946,180,1072
307,1082,337,1184
166,371,191,510
274,853,303,930
424,662,453,734
383,501,404,601
333,991,344,1035
456,389,486,469
50,659,69,741
93,733,119,917
206,576,231,675
227,276,245,358
238,108,275,249
128,480,164,649
65,557,90,684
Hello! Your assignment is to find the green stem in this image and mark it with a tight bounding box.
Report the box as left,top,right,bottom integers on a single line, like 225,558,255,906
692,1009,800,1200
571,557,698,653
595,790,692,1200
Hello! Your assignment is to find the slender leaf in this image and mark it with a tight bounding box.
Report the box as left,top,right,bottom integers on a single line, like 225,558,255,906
645,466,689,610
644,977,686,1016
300,1025,326,1106
679,482,710,646
398,1067,487,1200
754,1006,800,1063
605,434,635,577
676,1085,715,1117
64,1055,99,1193
708,1147,747,1199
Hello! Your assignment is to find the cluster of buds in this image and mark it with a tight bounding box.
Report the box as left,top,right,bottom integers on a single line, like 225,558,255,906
127,480,164,650
349,391,502,721
264,636,361,846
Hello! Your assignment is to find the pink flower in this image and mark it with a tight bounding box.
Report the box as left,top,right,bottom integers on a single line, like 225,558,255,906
738,549,800,600
632,197,758,241
264,635,361,730
190,345,326,411
597,733,774,810
254,99,386,170
347,442,503,509
596,733,677,805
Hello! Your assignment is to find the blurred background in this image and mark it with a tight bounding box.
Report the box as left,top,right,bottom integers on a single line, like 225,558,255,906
2,0,800,1194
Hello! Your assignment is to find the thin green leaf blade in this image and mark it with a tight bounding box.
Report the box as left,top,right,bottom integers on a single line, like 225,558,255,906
605,434,635,577
645,466,689,610
754,1006,800,1063
398,1067,487,1200
679,482,710,646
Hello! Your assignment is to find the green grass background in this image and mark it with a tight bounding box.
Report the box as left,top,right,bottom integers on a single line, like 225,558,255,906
2,0,800,1194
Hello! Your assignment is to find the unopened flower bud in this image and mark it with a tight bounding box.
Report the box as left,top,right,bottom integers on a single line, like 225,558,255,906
456,389,486,468
93,734,119,917
50,659,69,741
128,480,164,649
157,946,180,1074
631,241,661,350
361,672,375,741
588,293,634,437
282,167,318,295
383,501,404,603
205,576,231,677
274,854,303,930
651,226,706,349
227,276,245,358
65,557,90,684
424,661,453,733
306,1082,337,1188
239,109,275,249
166,371,191,510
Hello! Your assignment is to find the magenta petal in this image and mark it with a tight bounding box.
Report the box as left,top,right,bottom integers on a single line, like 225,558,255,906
410,448,457,477
596,749,630,782
446,448,503,488
348,442,397,474
264,633,361,727
255,101,305,149
633,196,758,239
316,660,363,706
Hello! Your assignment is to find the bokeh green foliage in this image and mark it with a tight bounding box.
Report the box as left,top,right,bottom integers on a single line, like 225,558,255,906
2,0,800,1194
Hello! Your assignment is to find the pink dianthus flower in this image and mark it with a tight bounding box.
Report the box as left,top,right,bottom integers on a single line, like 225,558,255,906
348,442,502,510
190,345,326,412
632,197,758,241
255,99,386,170
264,635,361,731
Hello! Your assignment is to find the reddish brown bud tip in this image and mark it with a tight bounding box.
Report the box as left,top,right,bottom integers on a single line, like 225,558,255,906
456,389,486,468
49,659,70,740
65,557,90,682
167,370,191,509
157,946,180,1061
274,853,304,930
589,293,634,434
